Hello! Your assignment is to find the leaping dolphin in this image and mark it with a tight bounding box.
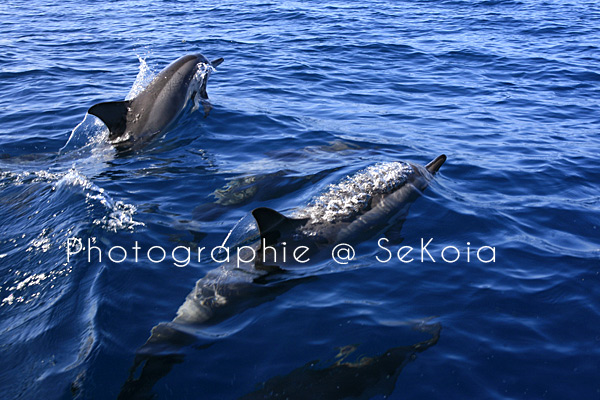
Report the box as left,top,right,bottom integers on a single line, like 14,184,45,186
88,54,223,150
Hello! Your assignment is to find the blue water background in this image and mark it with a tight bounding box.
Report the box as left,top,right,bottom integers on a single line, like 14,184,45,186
1,0,599,398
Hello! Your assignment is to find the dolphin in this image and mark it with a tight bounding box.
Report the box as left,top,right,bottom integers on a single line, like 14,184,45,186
117,155,446,399
168,154,446,326
252,154,447,268
87,54,223,150
240,322,441,400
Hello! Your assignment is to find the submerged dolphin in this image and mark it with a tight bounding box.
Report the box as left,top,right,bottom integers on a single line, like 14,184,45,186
240,322,441,400
118,155,446,399
88,54,223,149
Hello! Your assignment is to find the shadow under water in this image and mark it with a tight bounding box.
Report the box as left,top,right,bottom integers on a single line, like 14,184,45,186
239,321,442,400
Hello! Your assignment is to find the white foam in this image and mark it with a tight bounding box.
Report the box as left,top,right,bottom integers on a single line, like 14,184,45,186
2,167,144,235
295,162,414,223
1,267,72,307
0,169,62,187
126,54,155,100
56,168,144,232
60,53,155,157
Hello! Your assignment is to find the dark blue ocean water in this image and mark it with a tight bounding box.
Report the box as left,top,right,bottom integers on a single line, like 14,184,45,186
1,1,599,399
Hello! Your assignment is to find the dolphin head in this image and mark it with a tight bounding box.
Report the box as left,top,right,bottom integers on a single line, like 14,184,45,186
184,55,223,116
192,55,224,100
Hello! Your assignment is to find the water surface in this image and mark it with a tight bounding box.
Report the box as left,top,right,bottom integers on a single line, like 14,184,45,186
1,1,599,399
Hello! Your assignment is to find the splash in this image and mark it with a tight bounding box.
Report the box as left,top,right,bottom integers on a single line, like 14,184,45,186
55,168,145,232
0,169,63,187
1,268,72,307
94,201,142,232
58,114,114,164
60,53,156,158
0,169,143,312
295,162,415,223
2,167,144,236
126,54,156,100
26,228,52,253
189,62,214,113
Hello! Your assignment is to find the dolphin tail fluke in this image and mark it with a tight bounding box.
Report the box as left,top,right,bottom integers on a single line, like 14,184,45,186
211,57,224,68
88,100,131,140
425,154,446,174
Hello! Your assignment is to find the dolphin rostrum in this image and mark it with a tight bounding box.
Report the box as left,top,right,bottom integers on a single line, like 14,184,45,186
118,155,446,399
88,54,223,150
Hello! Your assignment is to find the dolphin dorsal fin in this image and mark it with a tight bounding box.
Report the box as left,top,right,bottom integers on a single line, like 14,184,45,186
88,100,131,140
251,207,306,246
